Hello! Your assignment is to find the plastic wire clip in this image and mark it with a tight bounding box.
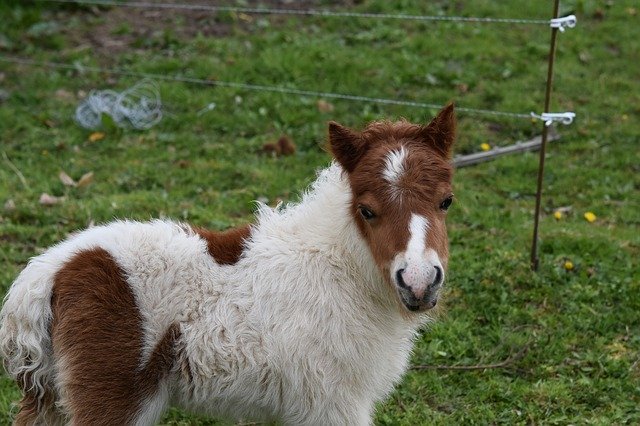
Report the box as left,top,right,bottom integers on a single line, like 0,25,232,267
530,112,576,126
549,15,577,32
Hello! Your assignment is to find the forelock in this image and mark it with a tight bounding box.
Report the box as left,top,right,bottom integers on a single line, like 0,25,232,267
382,146,407,185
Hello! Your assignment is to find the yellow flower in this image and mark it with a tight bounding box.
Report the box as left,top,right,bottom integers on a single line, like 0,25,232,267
584,212,597,223
553,211,563,220
622,114,629,121
564,260,574,270
480,143,491,151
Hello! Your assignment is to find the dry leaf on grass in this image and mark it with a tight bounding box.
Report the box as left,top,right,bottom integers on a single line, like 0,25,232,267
77,172,94,188
39,193,65,206
261,136,296,157
317,99,335,113
89,132,105,142
59,171,76,187
54,89,75,102
277,136,296,156
4,199,16,212
238,12,253,22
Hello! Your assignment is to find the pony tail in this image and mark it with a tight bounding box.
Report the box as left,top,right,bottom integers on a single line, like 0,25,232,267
0,258,58,419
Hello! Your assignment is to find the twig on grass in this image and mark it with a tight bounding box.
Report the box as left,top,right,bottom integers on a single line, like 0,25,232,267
2,150,28,189
411,341,531,371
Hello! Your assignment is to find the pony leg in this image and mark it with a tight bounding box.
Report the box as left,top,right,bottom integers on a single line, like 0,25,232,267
51,248,178,425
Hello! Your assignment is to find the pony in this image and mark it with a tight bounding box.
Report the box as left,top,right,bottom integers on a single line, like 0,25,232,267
0,104,456,425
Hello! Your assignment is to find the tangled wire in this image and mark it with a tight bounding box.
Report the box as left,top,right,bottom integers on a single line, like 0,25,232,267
75,79,162,130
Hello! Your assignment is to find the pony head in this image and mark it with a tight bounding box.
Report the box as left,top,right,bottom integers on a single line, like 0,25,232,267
329,104,455,313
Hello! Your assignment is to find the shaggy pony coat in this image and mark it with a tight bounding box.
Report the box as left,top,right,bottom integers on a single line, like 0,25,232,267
0,105,455,425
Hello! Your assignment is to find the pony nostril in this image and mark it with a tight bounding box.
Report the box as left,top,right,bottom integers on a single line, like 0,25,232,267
395,269,408,289
432,266,443,287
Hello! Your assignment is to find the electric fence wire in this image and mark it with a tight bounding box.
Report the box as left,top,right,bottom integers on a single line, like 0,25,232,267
41,0,551,25
0,56,533,120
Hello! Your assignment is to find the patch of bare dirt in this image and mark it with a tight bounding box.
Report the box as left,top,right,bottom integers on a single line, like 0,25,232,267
55,1,359,56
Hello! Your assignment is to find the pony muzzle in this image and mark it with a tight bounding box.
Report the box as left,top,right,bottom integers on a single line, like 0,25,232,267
394,263,444,312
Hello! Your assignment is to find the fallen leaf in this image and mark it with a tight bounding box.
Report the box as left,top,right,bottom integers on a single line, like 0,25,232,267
456,83,469,93
77,172,94,188
262,142,278,156
89,132,105,142
555,206,573,214
277,136,296,156
175,160,191,169
59,171,76,187
54,89,74,102
317,99,335,113
579,51,591,63
39,193,65,206
261,135,296,157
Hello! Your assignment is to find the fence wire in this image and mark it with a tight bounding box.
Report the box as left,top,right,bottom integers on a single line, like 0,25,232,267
0,56,533,120
42,0,550,25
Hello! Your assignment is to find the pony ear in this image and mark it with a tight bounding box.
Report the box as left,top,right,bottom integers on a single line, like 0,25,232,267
421,102,456,158
328,121,367,173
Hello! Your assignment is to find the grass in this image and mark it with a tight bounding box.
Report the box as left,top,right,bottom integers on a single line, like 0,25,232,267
1,0,639,424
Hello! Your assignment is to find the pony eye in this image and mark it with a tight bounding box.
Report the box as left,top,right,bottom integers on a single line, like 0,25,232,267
440,196,454,211
358,205,376,220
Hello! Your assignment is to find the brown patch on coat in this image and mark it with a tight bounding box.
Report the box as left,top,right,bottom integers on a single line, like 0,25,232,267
193,225,251,265
50,248,179,424
328,104,456,290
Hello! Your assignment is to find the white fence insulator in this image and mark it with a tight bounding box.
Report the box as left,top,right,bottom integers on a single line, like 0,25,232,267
530,112,576,126
549,15,577,32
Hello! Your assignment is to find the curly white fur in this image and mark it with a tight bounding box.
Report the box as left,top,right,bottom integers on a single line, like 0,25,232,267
0,163,433,425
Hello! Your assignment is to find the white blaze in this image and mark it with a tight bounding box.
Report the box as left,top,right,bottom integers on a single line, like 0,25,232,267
392,214,443,299
382,147,407,185
406,214,428,264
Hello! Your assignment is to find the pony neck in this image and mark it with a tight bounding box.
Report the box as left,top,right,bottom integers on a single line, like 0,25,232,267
255,163,397,308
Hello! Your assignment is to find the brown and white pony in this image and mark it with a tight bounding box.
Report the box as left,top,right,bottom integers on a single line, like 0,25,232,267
0,104,455,425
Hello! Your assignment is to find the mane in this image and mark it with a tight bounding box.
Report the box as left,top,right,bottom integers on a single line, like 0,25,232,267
254,162,350,233
360,119,423,143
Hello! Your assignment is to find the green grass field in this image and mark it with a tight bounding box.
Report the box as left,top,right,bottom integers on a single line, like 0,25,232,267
1,0,638,424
